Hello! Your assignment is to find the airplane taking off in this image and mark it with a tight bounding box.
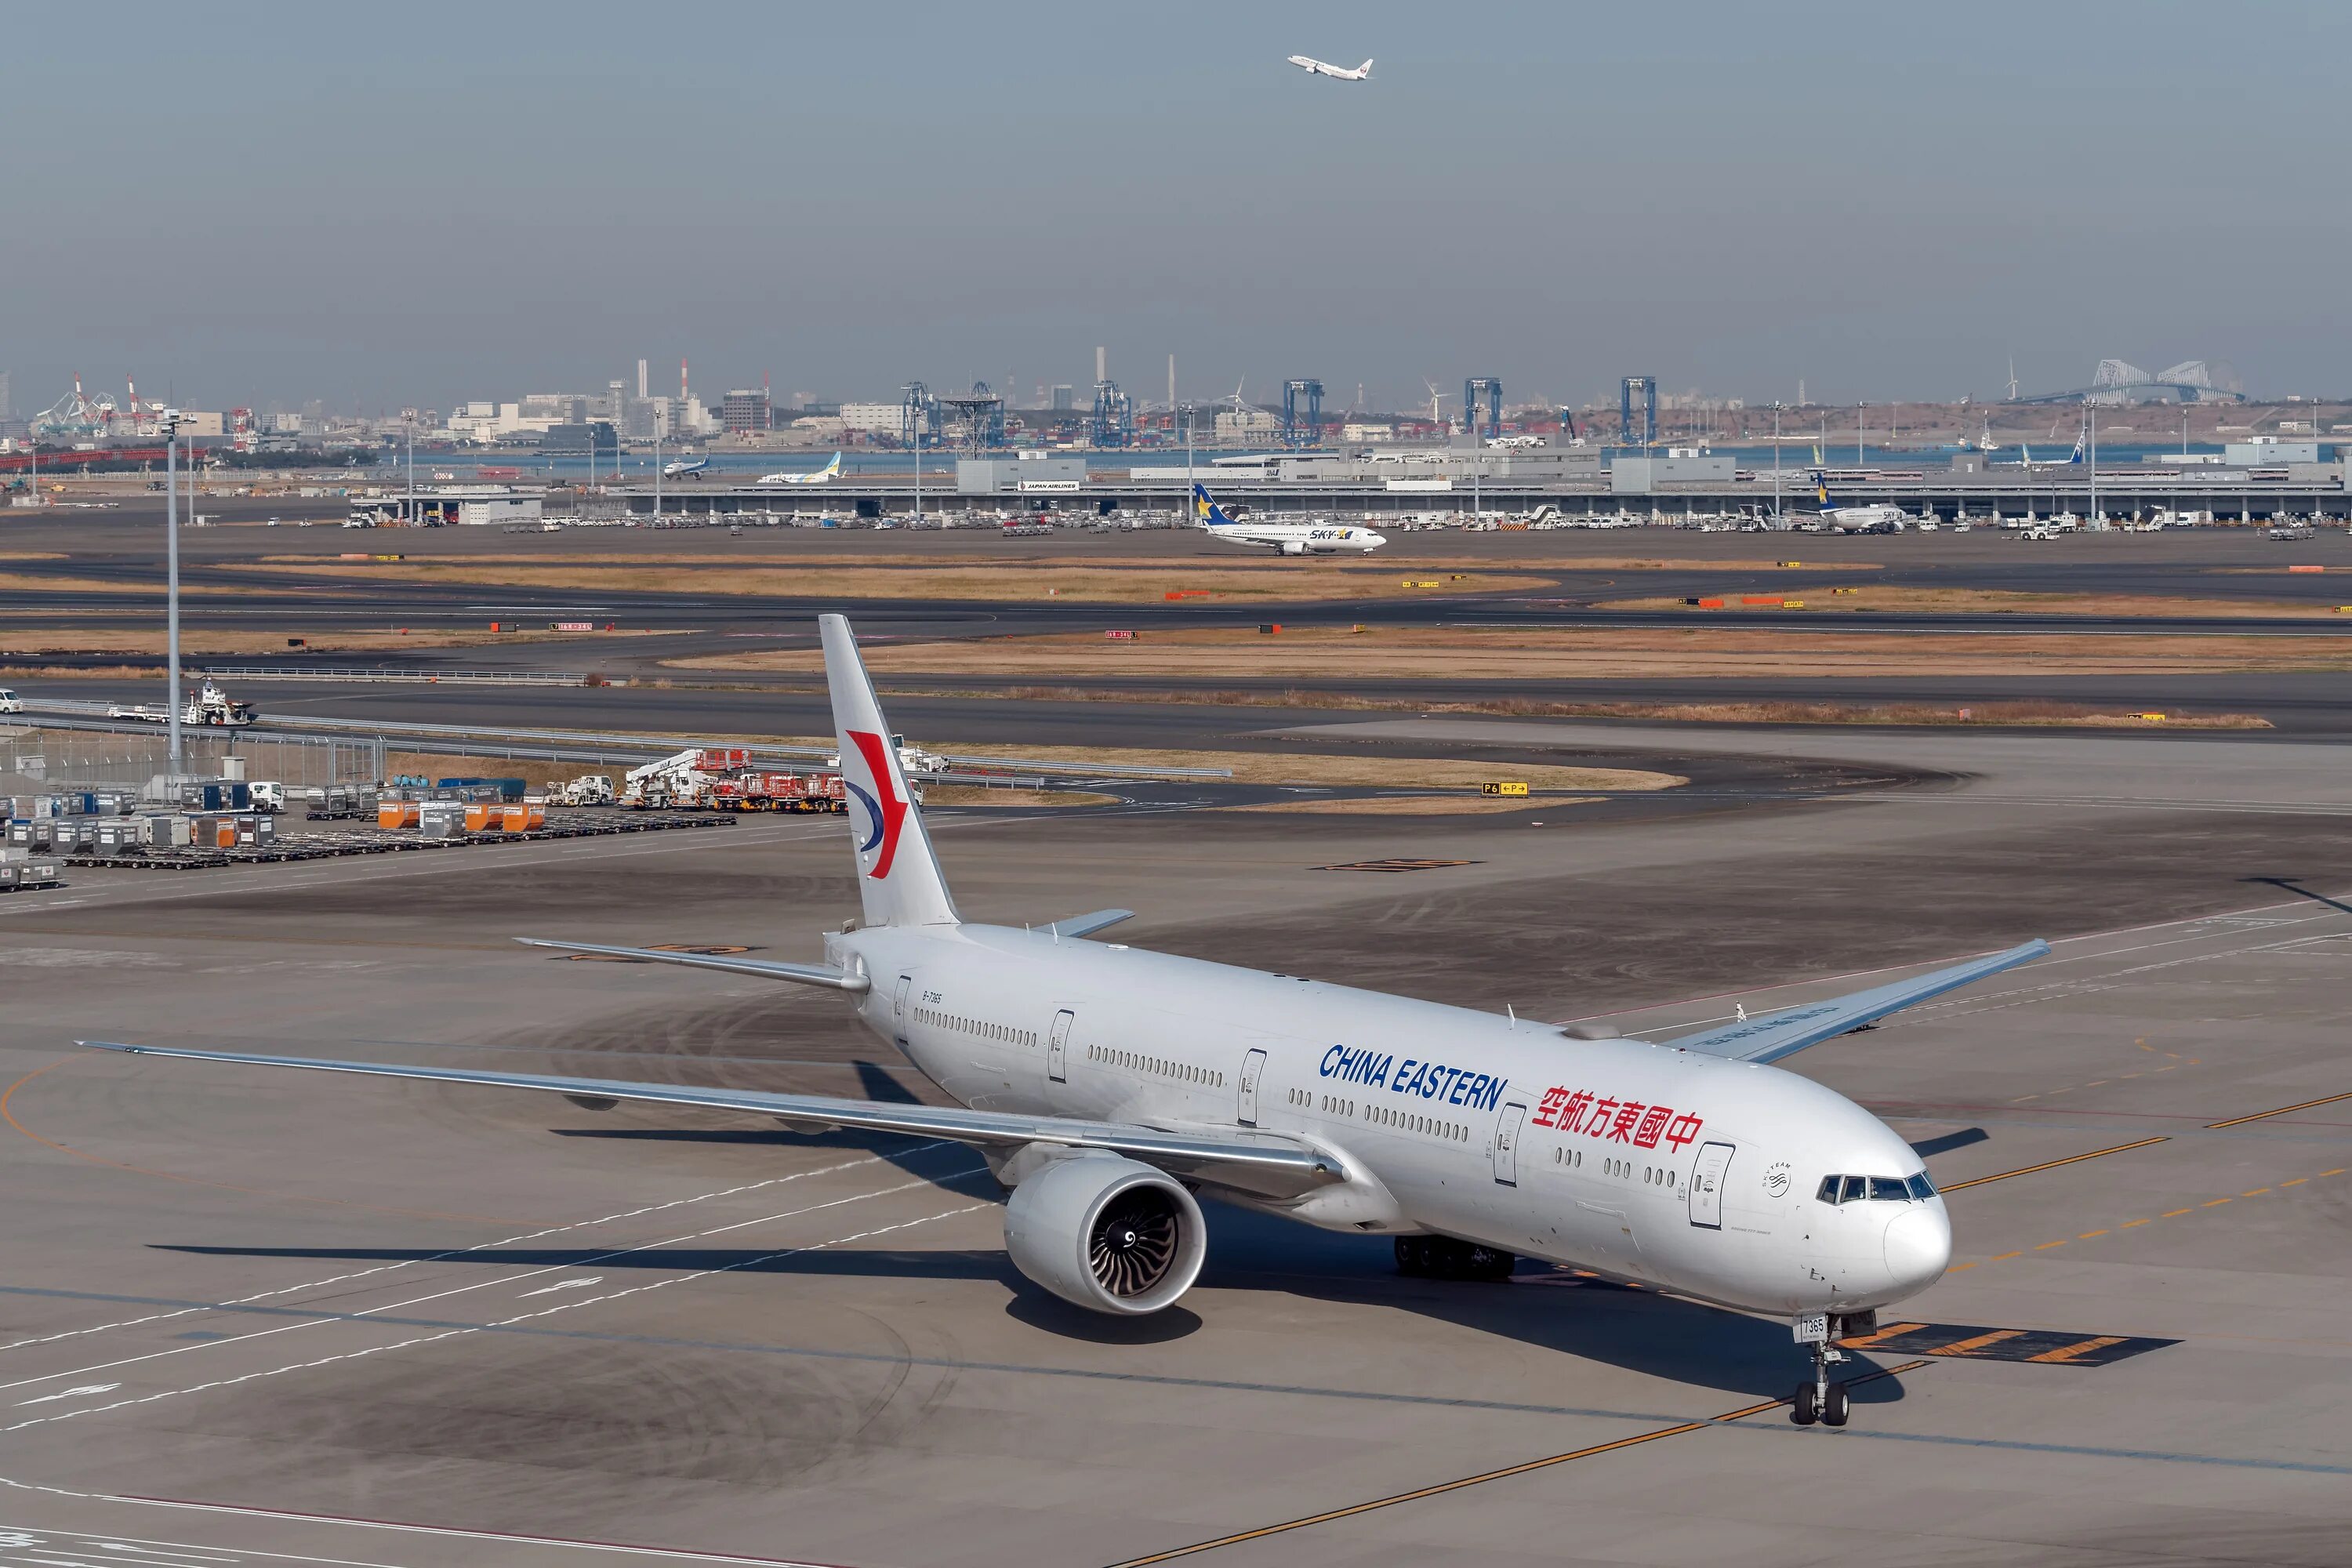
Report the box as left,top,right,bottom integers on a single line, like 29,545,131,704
1287,54,1373,80
661,458,710,477
1192,483,1386,555
759,452,843,485
1810,472,1912,533
84,612,2049,1428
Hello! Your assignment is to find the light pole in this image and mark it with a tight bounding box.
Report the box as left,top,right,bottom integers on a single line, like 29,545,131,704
2089,405,2099,528
1182,401,1196,524
913,412,923,527
1772,401,1784,528
654,420,662,525
161,409,184,774
404,417,414,527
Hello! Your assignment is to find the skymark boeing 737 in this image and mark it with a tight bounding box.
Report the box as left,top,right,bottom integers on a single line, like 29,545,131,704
85,614,2048,1427
1192,483,1386,555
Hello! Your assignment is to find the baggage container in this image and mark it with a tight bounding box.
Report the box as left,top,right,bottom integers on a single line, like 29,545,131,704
378,802,420,829
0,865,18,888
465,803,499,832
438,776,528,802
502,804,544,832
20,861,60,887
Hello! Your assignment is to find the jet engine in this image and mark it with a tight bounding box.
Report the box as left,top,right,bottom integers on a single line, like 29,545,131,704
1003,1152,1207,1316
1279,540,1307,556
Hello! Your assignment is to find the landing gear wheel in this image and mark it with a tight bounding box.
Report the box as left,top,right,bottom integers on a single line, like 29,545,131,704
1463,1244,1515,1282
1821,1381,1850,1428
1790,1383,1819,1426
1393,1237,1429,1277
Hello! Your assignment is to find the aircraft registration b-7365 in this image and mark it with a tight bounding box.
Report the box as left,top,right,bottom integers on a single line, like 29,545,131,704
85,613,2049,1428
1192,483,1386,556
1288,54,1373,81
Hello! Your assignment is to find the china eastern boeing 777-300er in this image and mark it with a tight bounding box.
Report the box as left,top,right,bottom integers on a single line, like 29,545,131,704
1288,54,1372,80
84,614,2048,1428
1192,483,1386,555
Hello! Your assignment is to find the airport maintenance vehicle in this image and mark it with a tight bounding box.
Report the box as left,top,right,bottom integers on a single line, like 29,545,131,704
619,748,855,812
107,678,257,728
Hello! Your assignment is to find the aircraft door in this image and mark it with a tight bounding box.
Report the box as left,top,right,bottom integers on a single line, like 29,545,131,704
1236,1048,1267,1127
1047,1009,1073,1083
893,975,912,1024
1492,1101,1527,1186
1689,1141,1734,1229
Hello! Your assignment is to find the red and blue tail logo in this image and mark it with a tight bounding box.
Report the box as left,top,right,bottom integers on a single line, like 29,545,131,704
843,729,907,879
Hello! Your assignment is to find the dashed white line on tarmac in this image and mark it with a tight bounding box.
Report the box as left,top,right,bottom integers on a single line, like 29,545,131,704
3,1202,988,1436
0,1148,945,1359
0,1161,977,1396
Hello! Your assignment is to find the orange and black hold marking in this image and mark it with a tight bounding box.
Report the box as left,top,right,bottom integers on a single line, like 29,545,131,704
1838,1319,2176,1367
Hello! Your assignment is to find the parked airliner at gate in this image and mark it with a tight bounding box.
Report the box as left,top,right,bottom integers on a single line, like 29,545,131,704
86,614,2046,1428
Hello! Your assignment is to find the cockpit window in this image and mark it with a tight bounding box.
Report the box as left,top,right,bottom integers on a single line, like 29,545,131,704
1819,1171,1937,1204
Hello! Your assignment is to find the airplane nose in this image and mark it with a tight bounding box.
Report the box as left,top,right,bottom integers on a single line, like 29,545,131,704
1882,1203,1952,1298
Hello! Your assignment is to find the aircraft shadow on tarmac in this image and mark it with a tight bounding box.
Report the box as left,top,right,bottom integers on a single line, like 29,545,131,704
157,1189,1904,1403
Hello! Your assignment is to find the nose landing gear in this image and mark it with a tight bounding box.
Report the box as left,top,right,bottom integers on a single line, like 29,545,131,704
1789,1311,1871,1427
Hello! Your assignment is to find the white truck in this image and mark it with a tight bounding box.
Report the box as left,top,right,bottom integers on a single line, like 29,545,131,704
0,688,21,715
107,678,257,728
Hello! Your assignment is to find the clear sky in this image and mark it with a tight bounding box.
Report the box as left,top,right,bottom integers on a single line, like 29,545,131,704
5,0,2344,417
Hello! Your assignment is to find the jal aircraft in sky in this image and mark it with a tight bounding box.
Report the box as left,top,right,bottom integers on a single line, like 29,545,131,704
1288,54,1373,81
1192,483,1387,555
758,452,843,485
86,613,2048,1428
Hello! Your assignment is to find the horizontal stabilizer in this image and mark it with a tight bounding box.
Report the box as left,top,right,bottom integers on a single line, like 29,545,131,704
513,938,870,993
1667,939,2049,1065
77,1040,1343,1200
1041,909,1134,940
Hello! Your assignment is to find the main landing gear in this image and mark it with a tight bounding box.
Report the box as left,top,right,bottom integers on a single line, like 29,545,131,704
1395,1236,1515,1282
1790,1310,1873,1428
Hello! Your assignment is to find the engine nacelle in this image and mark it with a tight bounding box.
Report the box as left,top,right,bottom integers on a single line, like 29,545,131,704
1002,1152,1207,1316
1279,539,1307,556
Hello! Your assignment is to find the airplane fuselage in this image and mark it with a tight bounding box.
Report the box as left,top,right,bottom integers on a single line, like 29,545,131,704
830,921,1951,1319
1205,524,1386,555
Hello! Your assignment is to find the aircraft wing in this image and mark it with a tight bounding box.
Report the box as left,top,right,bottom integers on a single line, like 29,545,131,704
1040,909,1134,939
1662,939,2049,1065
75,1040,1345,1201
512,938,870,993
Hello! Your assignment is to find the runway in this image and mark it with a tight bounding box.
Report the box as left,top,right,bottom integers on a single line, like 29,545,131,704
1,717,2348,1564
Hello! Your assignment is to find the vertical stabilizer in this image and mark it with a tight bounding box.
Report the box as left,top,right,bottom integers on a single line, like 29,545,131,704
820,614,958,927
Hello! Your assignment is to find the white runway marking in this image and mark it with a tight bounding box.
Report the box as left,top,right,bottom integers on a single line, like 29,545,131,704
11,1387,116,1408
0,1163,975,1399
514,1276,601,1298
2,1201,988,1437
0,1146,949,1361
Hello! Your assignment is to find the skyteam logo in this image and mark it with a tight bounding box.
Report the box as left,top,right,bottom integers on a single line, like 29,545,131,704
844,729,908,879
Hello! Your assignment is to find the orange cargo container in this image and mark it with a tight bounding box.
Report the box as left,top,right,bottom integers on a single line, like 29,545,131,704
1740,595,1784,605
378,802,419,829
503,804,544,832
465,803,499,832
